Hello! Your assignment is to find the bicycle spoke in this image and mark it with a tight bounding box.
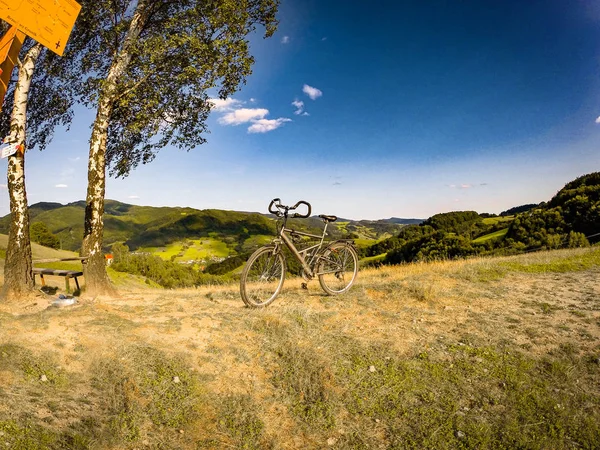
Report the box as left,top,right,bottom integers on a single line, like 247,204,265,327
240,247,286,307
318,243,358,295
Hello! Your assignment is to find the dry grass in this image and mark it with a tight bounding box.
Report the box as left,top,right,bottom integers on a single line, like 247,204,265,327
0,247,599,448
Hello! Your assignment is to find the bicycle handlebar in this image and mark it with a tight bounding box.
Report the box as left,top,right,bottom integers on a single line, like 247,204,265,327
268,198,312,218
268,198,282,215
291,200,311,218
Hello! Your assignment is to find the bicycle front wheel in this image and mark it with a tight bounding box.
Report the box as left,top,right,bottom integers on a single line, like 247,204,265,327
318,242,358,295
240,246,286,307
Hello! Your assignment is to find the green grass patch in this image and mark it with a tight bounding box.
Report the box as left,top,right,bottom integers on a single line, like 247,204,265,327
482,216,514,225
0,420,85,450
255,316,336,430
0,233,80,261
271,341,336,429
336,221,349,233
350,225,378,240
473,227,509,243
141,237,232,262
0,343,67,385
241,234,273,252
360,253,386,266
337,341,600,449
91,345,204,443
456,264,507,282
0,343,207,449
107,266,162,288
501,248,600,273
32,261,83,271
354,238,377,247
217,394,270,449
86,313,140,332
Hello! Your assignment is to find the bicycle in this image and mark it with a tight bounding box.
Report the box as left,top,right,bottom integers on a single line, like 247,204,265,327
239,198,359,307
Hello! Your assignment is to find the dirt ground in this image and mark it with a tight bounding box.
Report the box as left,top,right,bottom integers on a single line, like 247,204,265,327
1,256,598,383
0,249,598,448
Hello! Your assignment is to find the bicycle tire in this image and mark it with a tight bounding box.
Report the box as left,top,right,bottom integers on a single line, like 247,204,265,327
318,241,358,295
240,246,286,307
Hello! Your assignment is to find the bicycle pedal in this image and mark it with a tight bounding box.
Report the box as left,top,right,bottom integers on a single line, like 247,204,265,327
301,282,308,290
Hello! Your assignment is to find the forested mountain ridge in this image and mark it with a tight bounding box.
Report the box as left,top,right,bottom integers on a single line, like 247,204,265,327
0,200,201,251
0,200,407,253
381,217,423,225
370,172,600,265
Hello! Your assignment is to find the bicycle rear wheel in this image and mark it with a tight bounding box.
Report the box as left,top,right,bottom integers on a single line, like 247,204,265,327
240,246,286,307
318,242,358,295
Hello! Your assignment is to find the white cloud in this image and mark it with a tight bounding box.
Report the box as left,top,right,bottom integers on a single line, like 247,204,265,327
595,116,600,124
128,195,140,199
219,108,269,125
248,118,291,134
209,98,243,112
292,99,304,115
0,184,6,189
249,98,256,103
281,35,290,44
212,100,291,134
55,184,68,188
460,184,472,189
303,84,323,100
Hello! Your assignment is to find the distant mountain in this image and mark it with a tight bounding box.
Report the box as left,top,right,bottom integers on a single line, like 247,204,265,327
382,217,423,225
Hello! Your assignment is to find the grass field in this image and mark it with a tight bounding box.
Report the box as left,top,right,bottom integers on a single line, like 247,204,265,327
140,238,233,262
359,253,387,266
481,215,514,225
0,235,83,273
240,235,273,252
0,247,599,448
472,227,509,243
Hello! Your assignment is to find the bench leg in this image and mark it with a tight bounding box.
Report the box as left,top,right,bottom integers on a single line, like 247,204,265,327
65,276,71,294
39,274,46,287
74,277,80,292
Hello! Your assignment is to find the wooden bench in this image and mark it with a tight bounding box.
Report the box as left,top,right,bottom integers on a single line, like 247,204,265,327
33,268,83,294
32,257,87,294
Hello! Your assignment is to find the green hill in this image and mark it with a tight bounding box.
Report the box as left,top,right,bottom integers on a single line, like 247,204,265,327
368,172,600,265
0,201,406,263
504,172,600,249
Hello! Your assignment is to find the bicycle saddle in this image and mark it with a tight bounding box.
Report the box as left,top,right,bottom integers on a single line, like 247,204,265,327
319,214,337,223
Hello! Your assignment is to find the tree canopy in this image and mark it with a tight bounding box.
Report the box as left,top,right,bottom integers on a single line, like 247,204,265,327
63,0,279,178
30,222,60,249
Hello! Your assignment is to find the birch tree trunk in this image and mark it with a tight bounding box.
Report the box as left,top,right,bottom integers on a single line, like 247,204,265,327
1,44,42,301
81,2,151,297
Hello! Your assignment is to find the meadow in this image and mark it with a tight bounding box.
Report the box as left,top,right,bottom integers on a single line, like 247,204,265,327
0,247,598,449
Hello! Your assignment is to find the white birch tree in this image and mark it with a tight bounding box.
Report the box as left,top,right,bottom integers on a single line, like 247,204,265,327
67,0,279,296
0,43,42,300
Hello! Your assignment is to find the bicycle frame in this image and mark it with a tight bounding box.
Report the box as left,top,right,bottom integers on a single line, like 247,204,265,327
273,218,331,279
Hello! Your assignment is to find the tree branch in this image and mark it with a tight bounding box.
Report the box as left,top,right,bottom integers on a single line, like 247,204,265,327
115,70,154,101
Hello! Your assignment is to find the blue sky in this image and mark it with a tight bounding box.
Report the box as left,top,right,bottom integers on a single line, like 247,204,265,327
2,0,600,220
